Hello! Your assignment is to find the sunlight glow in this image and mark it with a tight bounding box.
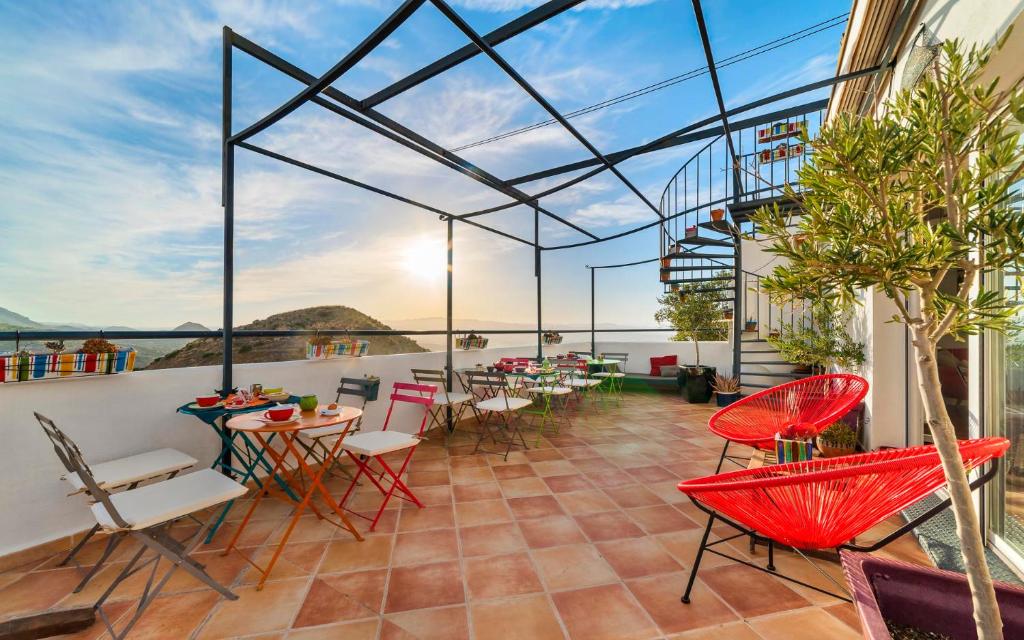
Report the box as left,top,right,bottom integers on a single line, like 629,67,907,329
398,235,447,283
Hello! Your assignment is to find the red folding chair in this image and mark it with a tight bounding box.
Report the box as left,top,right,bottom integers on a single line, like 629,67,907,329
336,382,437,531
676,437,1010,603
709,373,868,471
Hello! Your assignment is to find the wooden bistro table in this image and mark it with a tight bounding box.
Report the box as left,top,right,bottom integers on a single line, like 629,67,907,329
222,404,364,590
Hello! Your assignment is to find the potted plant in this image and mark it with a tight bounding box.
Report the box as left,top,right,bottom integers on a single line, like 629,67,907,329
357,375,381,402
306,334,370,359
816,421,857,457
1,339,136,383
751,40,1024,638
655,271,729,403
744,318,758,332
710,208,725,222
775,423,815,463
455,332,488,350
767,302,865,373
685,225,698,238
542,331,563,345
723,308,734,321
711,374,741,407
841,552,1024,640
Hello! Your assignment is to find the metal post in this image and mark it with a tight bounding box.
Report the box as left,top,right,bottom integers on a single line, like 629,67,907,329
590,267,596,356
222,27,234,396
446,216,454,425
221,27,234,477
535,205,542,361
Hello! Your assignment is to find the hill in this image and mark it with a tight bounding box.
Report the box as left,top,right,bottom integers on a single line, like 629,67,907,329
146,306,427,369
0,306,39,328
173,322,211,332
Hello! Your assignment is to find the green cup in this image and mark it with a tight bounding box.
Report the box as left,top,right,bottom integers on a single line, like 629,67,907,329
299,394,318,412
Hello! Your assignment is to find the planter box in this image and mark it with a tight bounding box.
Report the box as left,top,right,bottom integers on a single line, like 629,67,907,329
542,335,563,345
841,551,1024,639
305,339,370,360
0,349,136,383
715,391,740,407
455,337,488,350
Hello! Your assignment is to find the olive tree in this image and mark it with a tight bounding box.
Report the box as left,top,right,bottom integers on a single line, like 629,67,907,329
752,39,1024,639
655,271,730,367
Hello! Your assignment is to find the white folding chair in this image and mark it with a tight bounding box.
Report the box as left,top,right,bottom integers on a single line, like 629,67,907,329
467,371,532,460
411,368,474,443
35,413,246,640
556,359,603,408
296,377,373,479
55,441,197,592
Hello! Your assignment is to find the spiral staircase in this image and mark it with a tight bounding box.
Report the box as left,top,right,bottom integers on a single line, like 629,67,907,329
657,105,824,393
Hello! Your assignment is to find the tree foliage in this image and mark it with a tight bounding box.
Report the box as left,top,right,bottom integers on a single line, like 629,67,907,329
750,38,1024,640
655,271,730,367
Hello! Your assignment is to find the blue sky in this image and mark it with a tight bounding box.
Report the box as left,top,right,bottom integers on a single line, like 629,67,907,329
0,0,849,329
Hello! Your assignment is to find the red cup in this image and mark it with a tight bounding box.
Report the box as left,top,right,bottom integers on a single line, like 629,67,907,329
196,395,220,407
265,407,294,422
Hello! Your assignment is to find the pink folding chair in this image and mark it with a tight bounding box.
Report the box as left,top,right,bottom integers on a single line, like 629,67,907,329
336,382,436,531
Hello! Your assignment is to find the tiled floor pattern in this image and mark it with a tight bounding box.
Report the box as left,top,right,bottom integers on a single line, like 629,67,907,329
0,391,932,639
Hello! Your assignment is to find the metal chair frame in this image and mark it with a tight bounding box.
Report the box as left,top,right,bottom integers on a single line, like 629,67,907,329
294,377,372,480
34,413,238,640
522,371,573,445
412,368,473,443
467,370,531,460
337,382,437,530
593,352,628,405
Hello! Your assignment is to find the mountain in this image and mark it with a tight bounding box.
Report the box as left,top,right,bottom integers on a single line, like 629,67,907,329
0,306,39,328
173,322,211,332
0,308,198,367
146,306,427,369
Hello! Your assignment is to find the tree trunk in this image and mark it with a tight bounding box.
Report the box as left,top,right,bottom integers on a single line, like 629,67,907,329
693,337,700,368
911,327,1003,640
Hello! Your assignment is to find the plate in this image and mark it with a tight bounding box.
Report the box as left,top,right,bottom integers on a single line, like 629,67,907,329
188,401,225,410
258,417,299,427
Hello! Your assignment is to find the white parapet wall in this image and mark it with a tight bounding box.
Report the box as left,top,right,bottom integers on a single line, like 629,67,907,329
0,339,729,558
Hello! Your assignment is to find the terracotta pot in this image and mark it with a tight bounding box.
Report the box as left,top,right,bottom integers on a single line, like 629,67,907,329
841,551,1024,639
816,441,855,458
710,208,725,221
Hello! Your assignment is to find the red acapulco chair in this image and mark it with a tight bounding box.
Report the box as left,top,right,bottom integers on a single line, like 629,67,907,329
337,382,437,531
709,373,869,471
676,437,1010,604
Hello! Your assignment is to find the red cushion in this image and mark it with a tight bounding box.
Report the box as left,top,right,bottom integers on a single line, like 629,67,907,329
650,355,678,376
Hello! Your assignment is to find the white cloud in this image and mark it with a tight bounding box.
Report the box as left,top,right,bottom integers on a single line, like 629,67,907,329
568,194,653,228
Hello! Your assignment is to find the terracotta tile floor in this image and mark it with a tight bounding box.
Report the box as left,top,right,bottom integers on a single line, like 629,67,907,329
0,391,932,639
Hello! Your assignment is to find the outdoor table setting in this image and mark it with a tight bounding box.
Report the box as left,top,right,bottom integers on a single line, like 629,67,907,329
220,401,364,590
176,386,307,540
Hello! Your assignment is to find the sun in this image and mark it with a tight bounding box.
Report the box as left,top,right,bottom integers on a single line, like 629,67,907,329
398,235,446,282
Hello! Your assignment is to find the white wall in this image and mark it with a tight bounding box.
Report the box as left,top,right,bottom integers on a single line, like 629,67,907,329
0,339,726,557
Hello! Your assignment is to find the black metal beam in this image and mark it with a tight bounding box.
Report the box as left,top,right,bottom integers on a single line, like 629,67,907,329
229,0,424,144
429,0,664,220
461,100,823,221
362,0,585,108
221,26,234,398
236,141,537,247
535,205,542,361
504,62,884,187
229,31,599,241
691,0,742,198
0,327,677,342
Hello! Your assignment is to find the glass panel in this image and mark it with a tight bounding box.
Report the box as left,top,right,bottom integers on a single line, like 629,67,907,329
990,171,1024,561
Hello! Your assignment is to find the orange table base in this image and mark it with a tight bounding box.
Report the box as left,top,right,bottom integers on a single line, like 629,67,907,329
221,406,363,590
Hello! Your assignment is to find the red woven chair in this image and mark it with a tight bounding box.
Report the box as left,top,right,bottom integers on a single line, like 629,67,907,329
677,437,1009,603
709,373,868,471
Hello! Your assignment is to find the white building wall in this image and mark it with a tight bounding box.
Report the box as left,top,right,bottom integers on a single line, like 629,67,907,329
0,340,729,558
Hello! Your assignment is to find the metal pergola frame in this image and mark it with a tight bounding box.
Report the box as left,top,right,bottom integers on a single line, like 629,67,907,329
214,0,882,398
